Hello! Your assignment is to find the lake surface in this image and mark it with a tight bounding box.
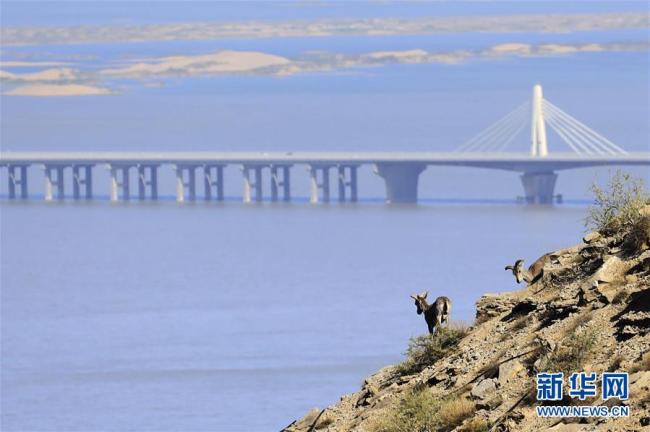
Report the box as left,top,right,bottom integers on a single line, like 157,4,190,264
1,200,589,431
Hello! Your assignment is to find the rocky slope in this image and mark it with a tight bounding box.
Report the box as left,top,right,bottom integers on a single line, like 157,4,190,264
283,208,650,432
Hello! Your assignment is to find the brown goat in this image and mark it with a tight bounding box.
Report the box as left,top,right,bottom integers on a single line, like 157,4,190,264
410,291,451,334
505,253,552,284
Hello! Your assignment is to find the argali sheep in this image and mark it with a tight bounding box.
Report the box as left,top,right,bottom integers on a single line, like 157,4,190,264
505,253,553,284
410,292,452,335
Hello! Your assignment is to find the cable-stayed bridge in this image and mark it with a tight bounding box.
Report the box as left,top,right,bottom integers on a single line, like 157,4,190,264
1,85,648,204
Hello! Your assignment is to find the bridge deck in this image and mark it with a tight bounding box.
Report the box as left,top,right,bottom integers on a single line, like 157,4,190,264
1,151,649,172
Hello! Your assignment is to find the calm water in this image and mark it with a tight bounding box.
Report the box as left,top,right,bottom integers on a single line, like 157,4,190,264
1,200,588,431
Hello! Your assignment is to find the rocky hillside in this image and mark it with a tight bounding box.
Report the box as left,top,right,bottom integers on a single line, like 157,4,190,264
283,207,650,432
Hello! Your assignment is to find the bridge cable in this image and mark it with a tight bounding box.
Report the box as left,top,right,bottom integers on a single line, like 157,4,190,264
540,104,618,154
457,104,527,152
457,102,529,152
544,109,607,155
544,112,595,155
543,103,605,155
472,102,530,152
456,102,528,152
481,105,530,152
495,118,528,152
544,100,627,154
543,100,628,155
543,102,611,155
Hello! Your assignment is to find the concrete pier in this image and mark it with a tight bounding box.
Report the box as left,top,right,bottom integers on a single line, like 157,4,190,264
108,165,131,202
374,163,426,204
308,165,331,204
2,151,649,205
72,165,93,199
204,165,224,201
174,165,198,202
137,165,158,200
337,165,358,202
44,165,66,201
242,165,264,203
520,171,558,204
8,165,28,199
270,165,291,202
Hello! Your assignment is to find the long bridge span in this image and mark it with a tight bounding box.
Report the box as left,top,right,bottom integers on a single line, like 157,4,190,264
1,85,649,204
1,151,649,204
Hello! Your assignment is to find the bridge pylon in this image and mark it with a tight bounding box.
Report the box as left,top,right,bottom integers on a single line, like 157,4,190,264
530,84,549,158
455,83,635,204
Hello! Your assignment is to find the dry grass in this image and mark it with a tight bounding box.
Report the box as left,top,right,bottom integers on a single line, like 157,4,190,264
608,354,625,372
562,310,593,338
437,397,475,430
539,327,598,375
498,316,529,342
367,388,440,432
511,315,530,331
477,349,508,380
449,321,473,333
629,352,650,373
314,415,333,430
623,215,650,255
368,391,477,432
459,417,490,432
611,290,629,305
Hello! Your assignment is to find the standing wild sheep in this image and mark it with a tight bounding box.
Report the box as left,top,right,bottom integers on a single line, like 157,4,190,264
410,292,451,334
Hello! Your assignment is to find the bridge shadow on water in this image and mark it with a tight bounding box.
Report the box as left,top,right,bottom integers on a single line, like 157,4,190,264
0,194,592,207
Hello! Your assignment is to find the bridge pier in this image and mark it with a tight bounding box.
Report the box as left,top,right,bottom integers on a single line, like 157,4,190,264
72,165,93,199
137,164,159,200
337,165,358,202
174,165,198,202
270,165,291,202
242,165,264,203
308,165,331,204
108,165,131,202
8,165,28,199
204,165,224,201
44,165,66,201
374,163,426,204
520,171,558,204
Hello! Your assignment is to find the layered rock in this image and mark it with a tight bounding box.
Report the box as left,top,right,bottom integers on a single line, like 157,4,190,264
284,209,650,432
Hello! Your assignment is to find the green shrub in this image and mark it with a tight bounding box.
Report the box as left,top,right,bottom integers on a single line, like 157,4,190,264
586,171,649,235
396,327,468,376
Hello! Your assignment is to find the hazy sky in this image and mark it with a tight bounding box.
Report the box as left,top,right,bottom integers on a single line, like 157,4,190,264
0,1,648,198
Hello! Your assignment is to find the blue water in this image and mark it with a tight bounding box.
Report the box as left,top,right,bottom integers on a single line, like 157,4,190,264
1,2,649,429
1,200,590,431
